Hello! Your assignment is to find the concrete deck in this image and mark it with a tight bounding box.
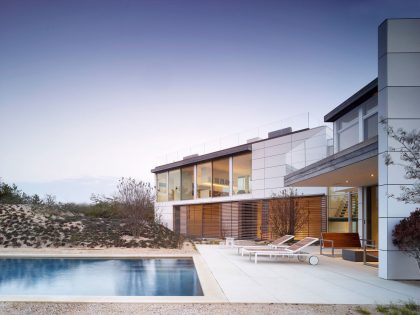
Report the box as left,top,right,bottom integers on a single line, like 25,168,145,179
197,244,420,304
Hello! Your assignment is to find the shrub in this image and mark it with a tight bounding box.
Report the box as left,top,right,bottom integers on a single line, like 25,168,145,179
113,178,155,236
392,209,420,270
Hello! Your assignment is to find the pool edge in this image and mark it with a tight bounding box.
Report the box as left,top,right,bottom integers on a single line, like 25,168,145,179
0,253,227,303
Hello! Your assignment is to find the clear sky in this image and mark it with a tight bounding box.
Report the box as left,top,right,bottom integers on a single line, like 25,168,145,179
1,0,419,202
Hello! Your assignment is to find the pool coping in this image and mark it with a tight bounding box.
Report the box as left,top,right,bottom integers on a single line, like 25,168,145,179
0,253,227,303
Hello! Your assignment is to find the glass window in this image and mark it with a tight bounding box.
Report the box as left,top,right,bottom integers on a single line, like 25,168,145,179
156,172,168,202
181,166,194,200
197,162,212,198
364,113,378,140
212,158,229,197
338,123,359,151
337,107,358,130
233,153,252,195
168,169,181,201
363,94,378,116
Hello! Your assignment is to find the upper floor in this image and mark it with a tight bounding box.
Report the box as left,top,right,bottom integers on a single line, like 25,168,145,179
152,126,331,203
325,78,379,153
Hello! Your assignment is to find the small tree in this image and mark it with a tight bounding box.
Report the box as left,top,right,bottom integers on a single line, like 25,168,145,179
31,194,43,206
114,177,155,237
383,125,420,204
269,188,309,238
383,124,420,270
43,194,56,209
392,209,420,269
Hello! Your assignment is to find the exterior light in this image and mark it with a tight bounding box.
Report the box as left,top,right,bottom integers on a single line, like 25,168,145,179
371,174,374,177
345,180,349,183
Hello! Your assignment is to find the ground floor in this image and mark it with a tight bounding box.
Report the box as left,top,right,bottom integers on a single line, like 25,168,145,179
172,196,326,240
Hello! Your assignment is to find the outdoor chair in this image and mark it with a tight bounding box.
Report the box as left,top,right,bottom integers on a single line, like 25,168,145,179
241,237,320,265
236,235,295,255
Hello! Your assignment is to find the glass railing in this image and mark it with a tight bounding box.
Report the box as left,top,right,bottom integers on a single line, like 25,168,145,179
155,113,333,166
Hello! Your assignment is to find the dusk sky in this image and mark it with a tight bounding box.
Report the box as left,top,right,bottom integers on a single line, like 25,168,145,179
1,0,419,202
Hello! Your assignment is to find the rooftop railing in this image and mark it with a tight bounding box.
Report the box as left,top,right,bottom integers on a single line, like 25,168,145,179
155,113,327,166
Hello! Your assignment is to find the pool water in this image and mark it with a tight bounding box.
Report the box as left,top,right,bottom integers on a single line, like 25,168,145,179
0,258,203,296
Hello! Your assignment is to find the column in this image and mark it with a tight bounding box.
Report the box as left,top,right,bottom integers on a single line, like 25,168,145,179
378,19,420,279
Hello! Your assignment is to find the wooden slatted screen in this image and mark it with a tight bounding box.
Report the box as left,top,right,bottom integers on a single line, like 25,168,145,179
203,203,221,238
173,196,324,240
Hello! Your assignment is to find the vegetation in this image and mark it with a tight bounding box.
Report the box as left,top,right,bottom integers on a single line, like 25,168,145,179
376,301,419,315
355,306,371,315
392,209,420,269
0,178,183,249
269,188,309,237
382,125,420,270
383,126,420,204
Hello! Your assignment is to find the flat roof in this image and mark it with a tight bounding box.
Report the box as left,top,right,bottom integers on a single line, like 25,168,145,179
324,78,378,122
151,143,252,173
151,127,311,173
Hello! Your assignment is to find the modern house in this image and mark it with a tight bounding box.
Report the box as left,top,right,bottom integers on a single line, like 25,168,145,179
152,19,419,280
152,126,332,241
285,19,420,280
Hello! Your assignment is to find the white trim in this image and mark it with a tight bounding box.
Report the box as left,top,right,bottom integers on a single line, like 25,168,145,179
229,157,233,196
193,165,197,200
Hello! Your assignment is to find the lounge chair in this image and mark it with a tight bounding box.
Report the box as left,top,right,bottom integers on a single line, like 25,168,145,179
242,237,319,265
235,235,294,255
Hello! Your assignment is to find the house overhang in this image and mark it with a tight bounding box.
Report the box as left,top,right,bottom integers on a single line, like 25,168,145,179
324,78,378,122
284,136,378,187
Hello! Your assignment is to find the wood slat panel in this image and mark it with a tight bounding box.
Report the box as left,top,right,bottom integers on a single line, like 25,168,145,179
173,196,324,240
203,203,221,238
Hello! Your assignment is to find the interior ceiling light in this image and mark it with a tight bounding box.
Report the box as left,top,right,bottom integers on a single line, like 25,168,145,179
345,180,349,183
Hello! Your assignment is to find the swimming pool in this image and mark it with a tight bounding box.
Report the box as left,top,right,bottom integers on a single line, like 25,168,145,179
0,258,203,296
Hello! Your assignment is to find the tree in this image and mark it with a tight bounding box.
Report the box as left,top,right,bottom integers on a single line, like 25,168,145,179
269,188,309,238
383,124,420,270
383,125,420,204
392,209,420,269
114,177,155,236
43,194,56,209
0,181,30,204
31,194,43,206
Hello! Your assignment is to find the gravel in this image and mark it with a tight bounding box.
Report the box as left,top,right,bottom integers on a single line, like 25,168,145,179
0,302,378,315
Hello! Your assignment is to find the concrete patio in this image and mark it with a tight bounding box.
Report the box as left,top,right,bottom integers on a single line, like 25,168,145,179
197,244,420,304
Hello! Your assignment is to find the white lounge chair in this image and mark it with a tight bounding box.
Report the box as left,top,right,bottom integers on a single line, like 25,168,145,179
236,235,295,255
242,237,320,265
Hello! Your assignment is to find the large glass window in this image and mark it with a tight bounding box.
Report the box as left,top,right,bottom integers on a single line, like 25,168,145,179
197,162,212,198
181,166,194,200
327,188,358,233
336,107,359,151
338,124,359,151
156,172,168,202
212,158,229,197
364,113,378,140
363,94,378,141
233,153,251,194
168,169,181,201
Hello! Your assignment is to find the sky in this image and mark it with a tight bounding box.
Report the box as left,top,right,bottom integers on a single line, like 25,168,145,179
1,0,419,203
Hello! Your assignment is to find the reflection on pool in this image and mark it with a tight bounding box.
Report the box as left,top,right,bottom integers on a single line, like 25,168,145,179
0,258,203,296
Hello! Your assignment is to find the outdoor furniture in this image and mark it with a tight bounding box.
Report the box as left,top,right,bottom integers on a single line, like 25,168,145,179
320,232,370,256
225,237,235,247
235,235,294,255
242,237,319,265
342,248,378,262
